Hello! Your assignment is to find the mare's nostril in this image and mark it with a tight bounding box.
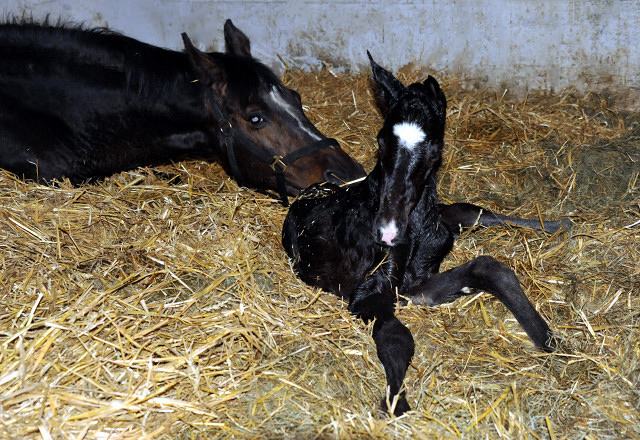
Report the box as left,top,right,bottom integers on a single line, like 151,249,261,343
324,169,342,184
323,160,366,185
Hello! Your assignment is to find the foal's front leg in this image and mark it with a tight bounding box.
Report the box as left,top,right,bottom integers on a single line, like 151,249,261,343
410,255,554,351
438,202,572,236
348,272,414,416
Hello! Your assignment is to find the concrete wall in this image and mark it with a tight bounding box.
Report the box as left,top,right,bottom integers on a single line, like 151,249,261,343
5,0,639,108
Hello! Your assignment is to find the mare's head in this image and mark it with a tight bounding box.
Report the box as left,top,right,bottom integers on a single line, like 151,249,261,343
368,53,447,246
182,20,364,197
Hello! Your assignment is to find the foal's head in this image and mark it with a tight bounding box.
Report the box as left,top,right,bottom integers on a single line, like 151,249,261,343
367,53,447,246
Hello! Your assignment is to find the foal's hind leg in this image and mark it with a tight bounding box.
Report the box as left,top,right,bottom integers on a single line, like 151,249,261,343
438,202,572,236
348,274,414,416
410,256,554,351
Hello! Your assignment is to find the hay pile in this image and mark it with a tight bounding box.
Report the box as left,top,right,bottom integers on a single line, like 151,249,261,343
1,68,638,439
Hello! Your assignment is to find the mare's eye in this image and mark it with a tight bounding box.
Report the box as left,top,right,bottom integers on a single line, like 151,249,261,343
247,114,266,128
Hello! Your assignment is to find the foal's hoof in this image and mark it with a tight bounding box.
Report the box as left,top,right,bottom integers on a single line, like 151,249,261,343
381,394,411,417
543,218,573,233
543,332,559,352
543,333,574,356
411,294,431,306
559,218,574,230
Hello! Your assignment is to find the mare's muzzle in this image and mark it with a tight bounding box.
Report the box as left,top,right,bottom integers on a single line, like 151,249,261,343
207,89,342,206
234,136,342,206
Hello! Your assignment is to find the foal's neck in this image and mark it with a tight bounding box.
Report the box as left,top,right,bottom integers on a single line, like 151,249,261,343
412,171,441,225
362,160,384,200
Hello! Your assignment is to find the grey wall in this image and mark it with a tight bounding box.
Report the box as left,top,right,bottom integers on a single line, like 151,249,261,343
5,0,640,108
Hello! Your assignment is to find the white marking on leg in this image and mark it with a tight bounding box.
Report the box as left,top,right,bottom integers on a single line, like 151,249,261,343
393,122,425,150
269,87,321,140
461,287,472,294
379,220,398,246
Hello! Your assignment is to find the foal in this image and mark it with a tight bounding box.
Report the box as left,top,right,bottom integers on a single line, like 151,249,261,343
282,54,555,416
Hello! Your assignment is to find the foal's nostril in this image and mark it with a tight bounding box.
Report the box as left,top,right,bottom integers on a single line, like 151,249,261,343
378,220,398,247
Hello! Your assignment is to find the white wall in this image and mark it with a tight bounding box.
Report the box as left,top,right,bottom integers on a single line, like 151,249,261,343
5,0,639,108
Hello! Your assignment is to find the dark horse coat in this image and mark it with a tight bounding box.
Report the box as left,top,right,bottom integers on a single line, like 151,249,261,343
0,19,364,197
282,54,555,416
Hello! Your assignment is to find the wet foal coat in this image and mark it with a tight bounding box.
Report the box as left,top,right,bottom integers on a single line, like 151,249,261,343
282,54,555,415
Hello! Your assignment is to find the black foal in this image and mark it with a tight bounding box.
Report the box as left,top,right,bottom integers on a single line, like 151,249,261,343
282,53,555,416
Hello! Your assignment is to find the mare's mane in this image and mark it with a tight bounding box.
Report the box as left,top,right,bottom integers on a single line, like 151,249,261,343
0,18,284,106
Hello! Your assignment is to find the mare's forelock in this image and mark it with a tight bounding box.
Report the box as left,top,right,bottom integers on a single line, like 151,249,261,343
218,53,283,104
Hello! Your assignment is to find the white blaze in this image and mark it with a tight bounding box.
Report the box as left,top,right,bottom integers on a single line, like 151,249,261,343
269,87,321,140
393,122,425,150
379,220,398,246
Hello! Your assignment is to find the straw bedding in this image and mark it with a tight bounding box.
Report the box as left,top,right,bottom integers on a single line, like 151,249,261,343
0,68,638,439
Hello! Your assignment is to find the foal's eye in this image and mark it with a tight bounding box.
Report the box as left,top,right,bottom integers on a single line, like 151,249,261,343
247,114,266,128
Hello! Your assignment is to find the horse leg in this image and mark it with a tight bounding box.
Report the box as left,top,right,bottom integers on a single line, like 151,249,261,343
410,256,554,351
348,274,414,416
372,316,414,415
437,202,572,236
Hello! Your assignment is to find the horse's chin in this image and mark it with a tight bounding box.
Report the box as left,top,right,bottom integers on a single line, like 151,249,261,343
285,164,367,195
285,177,324,196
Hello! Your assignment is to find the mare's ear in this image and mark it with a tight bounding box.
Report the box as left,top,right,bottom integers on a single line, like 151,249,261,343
224,19,251,57
182,33,226,89
368,51,404,108
424,75,447,112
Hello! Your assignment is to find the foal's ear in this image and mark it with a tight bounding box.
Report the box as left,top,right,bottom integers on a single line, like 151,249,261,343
224,19,252,57
423,75,447,112
368,51,404,107
182,33,226,88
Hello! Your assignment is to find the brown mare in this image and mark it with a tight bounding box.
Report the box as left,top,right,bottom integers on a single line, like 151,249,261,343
0,19,365,203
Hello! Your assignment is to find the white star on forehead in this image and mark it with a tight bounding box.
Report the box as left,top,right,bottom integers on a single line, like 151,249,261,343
393,122,425,150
